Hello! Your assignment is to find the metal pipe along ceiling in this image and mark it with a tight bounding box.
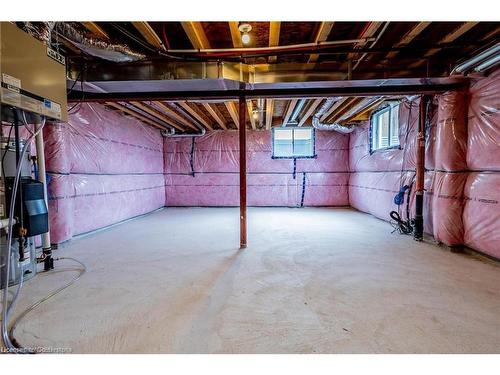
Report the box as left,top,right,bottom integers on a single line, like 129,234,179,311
451,42,500,74
162,38,377,57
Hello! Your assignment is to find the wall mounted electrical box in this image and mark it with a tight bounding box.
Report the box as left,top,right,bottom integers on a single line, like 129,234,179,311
0,22,68,122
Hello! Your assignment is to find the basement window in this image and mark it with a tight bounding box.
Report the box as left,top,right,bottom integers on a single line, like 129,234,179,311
272,128,315,159
370,101,400,152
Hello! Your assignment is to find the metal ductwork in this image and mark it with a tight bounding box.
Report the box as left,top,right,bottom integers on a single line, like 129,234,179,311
19,22,145,62
311,96,382,133
451,42,500,74
311,98,355,133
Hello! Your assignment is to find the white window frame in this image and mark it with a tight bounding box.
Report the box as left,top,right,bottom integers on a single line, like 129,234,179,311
272,127,316,159
370,101,401,153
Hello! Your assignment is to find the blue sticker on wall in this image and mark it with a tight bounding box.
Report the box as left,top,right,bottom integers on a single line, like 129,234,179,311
44,99,52,108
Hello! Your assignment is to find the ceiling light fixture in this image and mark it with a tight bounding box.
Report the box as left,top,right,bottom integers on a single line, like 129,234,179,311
239,23,252,45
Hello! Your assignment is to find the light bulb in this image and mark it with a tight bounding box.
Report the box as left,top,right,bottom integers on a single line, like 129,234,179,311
241,33,250,45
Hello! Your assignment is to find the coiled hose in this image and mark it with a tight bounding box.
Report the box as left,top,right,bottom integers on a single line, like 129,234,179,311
8,257,86,353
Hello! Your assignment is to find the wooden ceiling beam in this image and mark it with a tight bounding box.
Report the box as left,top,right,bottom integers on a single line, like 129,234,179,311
265,99,275,130
132,22,166,51
298,99,323,127
202,103,227,130
179,102,214,131
224,101,240,129
105,102,166,131
342,99,384,123
181,22,211,49
153,101,197,130
228,22,243,48
130,101,184,131
247,101,256,130
282,99,298,126
81,22,109,39
385,22,431,59
328,98,362,123
409,22,479,68
320,97,347,122
268,22,281,63
308,22,335,63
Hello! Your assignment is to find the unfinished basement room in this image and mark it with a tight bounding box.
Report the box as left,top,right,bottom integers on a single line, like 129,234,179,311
1,3,500,366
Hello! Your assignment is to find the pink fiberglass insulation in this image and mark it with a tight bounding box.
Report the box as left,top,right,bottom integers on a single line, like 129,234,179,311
348,97,433,228
462,70,500,258
164,130,349,207
434,90,468,171
45,103,165,243
349,92,469,246
463,173,500,258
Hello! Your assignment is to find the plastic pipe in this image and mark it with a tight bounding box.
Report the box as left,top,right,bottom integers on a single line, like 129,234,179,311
0,218,16,230
34,122,51,252
414,96,429,241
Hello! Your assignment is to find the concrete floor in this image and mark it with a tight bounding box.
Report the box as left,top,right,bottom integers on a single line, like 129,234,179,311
9,207,500,353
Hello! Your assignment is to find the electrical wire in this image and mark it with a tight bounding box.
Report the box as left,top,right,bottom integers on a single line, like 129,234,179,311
1,124,15,182
390,211,413,235
8,257,86,353
1,112,45,351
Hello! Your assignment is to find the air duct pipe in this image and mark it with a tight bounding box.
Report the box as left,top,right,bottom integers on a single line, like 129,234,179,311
20,22,145,62
474,52,500,72
311,98,355,133
451,42,500,74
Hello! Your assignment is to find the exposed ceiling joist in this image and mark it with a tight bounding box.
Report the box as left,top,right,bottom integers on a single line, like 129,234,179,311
202,103,227,130
308,22,335,63
265,99,275,130
82,22,109,39
385,22,431,59
228,21,243,48
247,101,256,130
347,22,383,61
328,98,362,123
105,102,166,130
181,22,211,49
440,22,480,44
282,99,298,126
132,22,166,51
298,99,323,126
153,101,197,130
342,98,384,123
320,97,347,121
130,101,184,131
179,102,214,131
268,22,281,63
224,101,240,129
409,22,479,68
481,26,500,41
